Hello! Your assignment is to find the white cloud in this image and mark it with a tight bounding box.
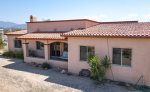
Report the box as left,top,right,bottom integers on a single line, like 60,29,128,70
119,14,150,22
83,14,150,22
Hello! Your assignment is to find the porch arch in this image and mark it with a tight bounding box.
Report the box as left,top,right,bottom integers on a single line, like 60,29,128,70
50,42,68,61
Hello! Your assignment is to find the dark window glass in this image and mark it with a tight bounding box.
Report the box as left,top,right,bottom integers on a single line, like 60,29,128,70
113,48,132,66
122,49,132,66
64,43,68,51
14,39,22,48
36,41,40,49
88,47,94,56
80,46,95,61
51,42,60,57
80,46,87,61
36,41,44,50
113,48,121,65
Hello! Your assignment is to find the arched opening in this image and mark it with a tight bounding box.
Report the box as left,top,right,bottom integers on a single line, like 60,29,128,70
50,42,68,61
28,41,45,58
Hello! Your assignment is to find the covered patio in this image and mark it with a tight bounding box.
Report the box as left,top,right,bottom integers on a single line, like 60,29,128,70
17,32,68,68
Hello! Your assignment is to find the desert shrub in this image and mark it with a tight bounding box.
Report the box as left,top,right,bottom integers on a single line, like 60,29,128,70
101,56,111,69
2,51,14,57
14,51,24,59
2,50,24,59
41,62,51,69
135,85,150,92
88,55,111,81
0,38,6,49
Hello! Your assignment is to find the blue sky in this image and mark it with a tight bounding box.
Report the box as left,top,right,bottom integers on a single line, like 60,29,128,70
0,0,150,24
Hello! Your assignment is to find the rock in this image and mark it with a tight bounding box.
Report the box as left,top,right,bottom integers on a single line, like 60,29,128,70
67,72,72,76
29,62,36,66
61,69,66,74
79,69,90,77
126,83,131,87
117,82,126,86
35,64,41,67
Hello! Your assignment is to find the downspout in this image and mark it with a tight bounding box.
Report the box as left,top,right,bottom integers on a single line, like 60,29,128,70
106,37,114,80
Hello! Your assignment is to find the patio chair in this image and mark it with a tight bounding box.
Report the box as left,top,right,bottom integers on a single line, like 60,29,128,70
59,51,68,60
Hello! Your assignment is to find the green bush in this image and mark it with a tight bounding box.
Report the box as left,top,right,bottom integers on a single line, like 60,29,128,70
0,38,6,49
41,62,51,69
2,50,24,59
88,55,111,81
101,56,111,69
14,51,24,59
2,51,14,57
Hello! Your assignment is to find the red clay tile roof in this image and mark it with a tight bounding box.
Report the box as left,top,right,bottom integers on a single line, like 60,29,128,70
17,33,66,40
62,22,150,38
5,30,27,35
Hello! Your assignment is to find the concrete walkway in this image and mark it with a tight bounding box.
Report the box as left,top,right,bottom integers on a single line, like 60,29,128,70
0,56,141,92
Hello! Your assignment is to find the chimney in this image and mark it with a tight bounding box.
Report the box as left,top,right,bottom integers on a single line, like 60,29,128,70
30,15,37,22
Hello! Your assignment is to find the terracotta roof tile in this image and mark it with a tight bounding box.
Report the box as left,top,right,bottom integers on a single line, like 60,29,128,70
17,33,66,40
5,30,27,35
62,22,150,38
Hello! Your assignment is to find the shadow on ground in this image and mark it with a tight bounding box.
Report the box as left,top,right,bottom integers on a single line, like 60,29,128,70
1,56,132,92
1,56,97,92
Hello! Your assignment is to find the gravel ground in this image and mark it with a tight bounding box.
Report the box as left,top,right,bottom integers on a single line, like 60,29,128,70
0,56,141,92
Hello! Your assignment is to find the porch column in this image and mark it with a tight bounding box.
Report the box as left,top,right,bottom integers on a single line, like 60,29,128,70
44,44,49,61
22,43,29,58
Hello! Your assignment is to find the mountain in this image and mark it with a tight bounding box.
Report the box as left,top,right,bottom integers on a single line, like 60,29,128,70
0,21,26,29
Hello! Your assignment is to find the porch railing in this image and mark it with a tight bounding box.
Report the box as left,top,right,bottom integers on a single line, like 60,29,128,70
28,49,44,58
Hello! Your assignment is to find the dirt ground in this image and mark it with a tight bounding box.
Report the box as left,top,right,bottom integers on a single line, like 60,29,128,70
0,56,141,92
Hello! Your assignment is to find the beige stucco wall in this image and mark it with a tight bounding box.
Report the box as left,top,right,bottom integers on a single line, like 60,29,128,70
68,37,150,86
7,35,23,51
27,20,99,33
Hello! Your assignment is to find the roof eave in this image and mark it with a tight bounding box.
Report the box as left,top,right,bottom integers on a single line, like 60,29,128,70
17,37,67,40
4,34,26,36
61,35,150,38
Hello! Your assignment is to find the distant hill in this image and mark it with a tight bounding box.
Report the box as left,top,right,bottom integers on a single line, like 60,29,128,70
0,21,26,29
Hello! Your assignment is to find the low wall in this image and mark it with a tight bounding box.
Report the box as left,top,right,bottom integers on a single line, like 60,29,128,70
24,57,68,69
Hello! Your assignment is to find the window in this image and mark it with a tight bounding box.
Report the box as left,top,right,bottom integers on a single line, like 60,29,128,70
50,42,68,61
14,39,22,48
80,46,95,61
36,41,44,50
64,43,68,51
51,42,61,57
113,48,132,66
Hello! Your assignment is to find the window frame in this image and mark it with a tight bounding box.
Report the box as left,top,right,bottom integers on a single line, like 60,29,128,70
112,47,132,67
14,39,22,48
80,46,95,61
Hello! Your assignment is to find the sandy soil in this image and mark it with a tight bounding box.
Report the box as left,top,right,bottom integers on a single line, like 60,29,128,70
0,56,141,92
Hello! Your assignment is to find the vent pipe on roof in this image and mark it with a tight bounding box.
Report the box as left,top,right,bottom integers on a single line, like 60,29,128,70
30,15,37,22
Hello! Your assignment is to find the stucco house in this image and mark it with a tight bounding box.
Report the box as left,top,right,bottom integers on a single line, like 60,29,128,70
5,16,150,86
